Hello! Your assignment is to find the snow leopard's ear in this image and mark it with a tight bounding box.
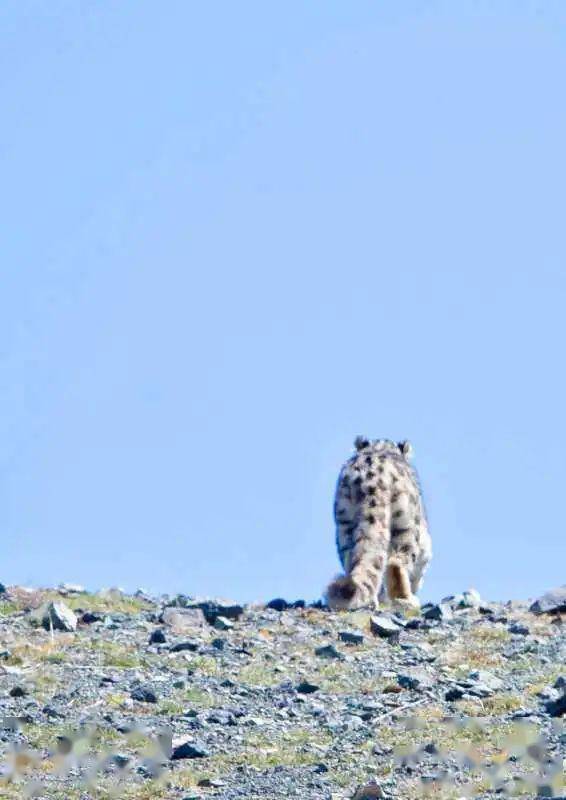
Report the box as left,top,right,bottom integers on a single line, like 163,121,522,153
354,436,370,451
398,440,413,459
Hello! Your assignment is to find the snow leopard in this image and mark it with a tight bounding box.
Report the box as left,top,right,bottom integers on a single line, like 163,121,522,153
326,436,432,611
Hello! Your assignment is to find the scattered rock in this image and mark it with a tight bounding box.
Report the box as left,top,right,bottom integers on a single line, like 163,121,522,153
131,686,158,704
81,612,103,624
267,598,288,611
422,603,453,621
160,607,206,634
31,601,77,632
0,585,562,799
169,641,199,653
149,628,167,644
190,601,245,625
58,583,85,595
529,586,566,615
296,681,319,694
508,622,530,635
352,781,384,799
370,615,402,639
458,589,481,608
315,644,345,660
171,740,210,759
397,670,433,691
214,615,234,631
339,630,364,645
545,693,566,717
468,670,504,692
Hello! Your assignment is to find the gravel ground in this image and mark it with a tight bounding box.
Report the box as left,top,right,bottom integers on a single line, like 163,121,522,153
0,584,564,799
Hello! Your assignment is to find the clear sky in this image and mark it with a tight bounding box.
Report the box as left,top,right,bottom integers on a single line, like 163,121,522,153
2,1,565,604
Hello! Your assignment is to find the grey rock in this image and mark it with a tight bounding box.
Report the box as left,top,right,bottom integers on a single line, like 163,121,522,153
459,588,481,608
352,781,384,799
339,630,365,645
544,693,566,717
296,681,319,694
160,607,206,634
315,644,345,660
529,586,566,614
397,670,433,691
508,622,530,635
131,686,158,704
267,598,288,611
149,628,166,644
31,601,77,632
169,641,199,653
213,615,234,631
422,603,453,621
58,583,85,595
190,601,245,625
81,611,103,624
468,669,504,692
370,615,402,639
171,740,210,759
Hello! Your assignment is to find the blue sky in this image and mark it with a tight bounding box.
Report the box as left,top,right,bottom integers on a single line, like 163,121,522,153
2,1,565,604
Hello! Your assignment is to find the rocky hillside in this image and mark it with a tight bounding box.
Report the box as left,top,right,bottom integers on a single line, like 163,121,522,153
0,583,564,799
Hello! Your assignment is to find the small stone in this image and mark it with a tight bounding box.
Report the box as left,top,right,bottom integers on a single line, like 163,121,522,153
198,778,225,788
353,781,384,799
193,601,244,625
169,641,199,653
370,615,402,639
508,622,530,635
9,686,27,698
267,598,288,611
149,628,166,644
545,693,566,717
161,607,206,634
112,753,131,768
422,603,453,621
339,630,365,645
81,612,103,624
315,644,345,660
171,740,210,759
554,676,565,689
213,616,234,631
131,686,158,704
458,589,481,609
296,681,319,694
211,638,225,650
58,583,85,595
397,670,433,691
207,711,234,725
468,670,504,692
445,687,465,701
31,601,77,632
529,586,566,614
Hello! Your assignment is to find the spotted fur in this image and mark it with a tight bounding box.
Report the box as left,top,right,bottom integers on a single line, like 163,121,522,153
326,437,432,610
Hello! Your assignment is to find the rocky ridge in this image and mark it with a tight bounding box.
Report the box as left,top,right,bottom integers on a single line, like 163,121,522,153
0,583,564,799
